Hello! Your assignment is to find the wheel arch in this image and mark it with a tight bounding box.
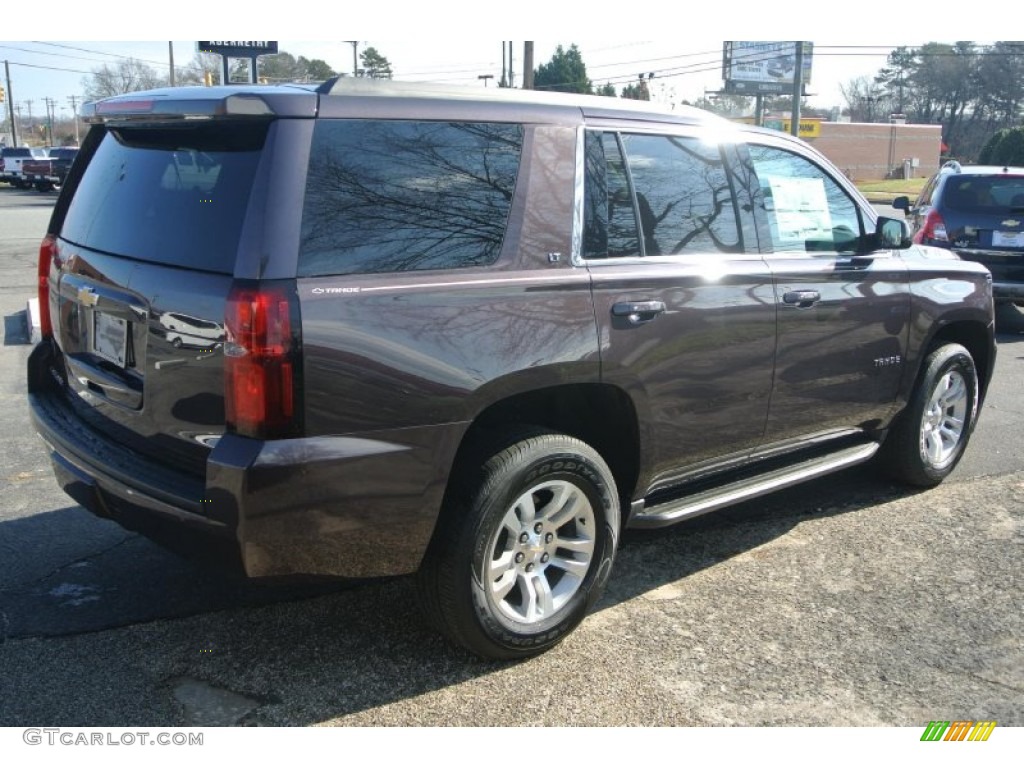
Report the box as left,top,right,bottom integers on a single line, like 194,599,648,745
444,383,642,528
923,320,995,403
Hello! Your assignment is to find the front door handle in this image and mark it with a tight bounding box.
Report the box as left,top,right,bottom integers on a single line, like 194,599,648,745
612,300,666,324
782,290,821,308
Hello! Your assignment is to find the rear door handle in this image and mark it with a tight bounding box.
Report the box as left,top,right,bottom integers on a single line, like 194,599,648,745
782,290,821,308
612,300,666,324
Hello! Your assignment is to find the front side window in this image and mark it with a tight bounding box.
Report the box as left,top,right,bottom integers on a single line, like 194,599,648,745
584,130,741,258
748,145,863,253
299,120,523,276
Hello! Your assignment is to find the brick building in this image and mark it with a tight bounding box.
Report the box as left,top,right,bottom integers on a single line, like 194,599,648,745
805,121,944,182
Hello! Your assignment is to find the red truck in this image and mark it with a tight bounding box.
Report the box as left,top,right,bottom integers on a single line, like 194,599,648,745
21,147,79,191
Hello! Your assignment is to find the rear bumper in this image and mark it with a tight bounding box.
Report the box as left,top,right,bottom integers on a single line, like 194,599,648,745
951,248,1024,300
991,282,1024,301
28,341,461,580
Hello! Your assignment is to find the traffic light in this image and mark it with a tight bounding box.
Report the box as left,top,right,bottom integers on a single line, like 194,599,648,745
0,85,5,103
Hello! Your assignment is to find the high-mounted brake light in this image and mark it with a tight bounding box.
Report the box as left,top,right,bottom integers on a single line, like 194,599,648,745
96,99,155,114
915,209,948,245
38,235,56,339
224,282,300,439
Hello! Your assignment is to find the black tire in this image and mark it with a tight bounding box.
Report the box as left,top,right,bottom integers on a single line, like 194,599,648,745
881,343,978,487
35,182,54,193
417,431,619,660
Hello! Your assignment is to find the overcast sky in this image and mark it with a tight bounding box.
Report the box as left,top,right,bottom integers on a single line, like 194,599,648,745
0,4,986,118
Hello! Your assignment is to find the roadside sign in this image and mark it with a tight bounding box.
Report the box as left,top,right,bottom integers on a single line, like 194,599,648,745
197,41,278,58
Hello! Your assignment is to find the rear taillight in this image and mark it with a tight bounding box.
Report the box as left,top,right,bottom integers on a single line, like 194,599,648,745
915,209,948,245
224,282,301,439
38,234,56,339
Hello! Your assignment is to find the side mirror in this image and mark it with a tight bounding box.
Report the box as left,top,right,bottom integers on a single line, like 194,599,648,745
876,216,912,249
892,195,911,212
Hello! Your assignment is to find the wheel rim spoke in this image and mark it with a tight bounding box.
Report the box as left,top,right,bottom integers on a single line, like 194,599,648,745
543,483,578,528
920,369,969,466
513,490,537,524
491,568,517,601
488,550,515,583
548,554,589,579
521,572,554,621
554,532,594,557
499,508,521,537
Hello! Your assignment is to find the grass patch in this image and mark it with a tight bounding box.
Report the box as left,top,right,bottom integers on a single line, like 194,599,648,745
855,178,928,199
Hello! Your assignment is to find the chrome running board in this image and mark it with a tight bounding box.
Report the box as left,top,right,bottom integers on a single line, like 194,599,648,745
629,442,880,529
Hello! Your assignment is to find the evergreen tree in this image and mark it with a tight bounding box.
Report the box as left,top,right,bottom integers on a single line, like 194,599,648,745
534,44,592,94
360,47,393,79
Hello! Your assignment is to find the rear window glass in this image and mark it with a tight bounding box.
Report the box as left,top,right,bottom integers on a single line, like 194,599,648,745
299,120,523,276
60,123,267,273
943,176,1024,211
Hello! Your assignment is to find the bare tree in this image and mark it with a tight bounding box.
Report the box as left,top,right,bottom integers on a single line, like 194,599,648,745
839,76,892,122
175,52,222,86
82,58,165,101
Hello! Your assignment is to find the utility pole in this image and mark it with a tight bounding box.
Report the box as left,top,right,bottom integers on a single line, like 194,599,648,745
522,42,534,90
507,42,514,88
4,60,16,147
346,41,359,77
68,95,80,145
168,42,175,86
44,97,56,146
790,41,803,138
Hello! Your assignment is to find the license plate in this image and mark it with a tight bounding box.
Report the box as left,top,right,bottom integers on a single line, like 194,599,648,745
93,312,128,367
993,230,1024,248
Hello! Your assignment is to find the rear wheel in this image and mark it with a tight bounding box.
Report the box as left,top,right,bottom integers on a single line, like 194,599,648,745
881,343,978,487
418,431,619,659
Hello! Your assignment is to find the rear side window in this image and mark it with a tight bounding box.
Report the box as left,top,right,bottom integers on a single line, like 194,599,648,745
584,130,742,258
60,122,267,273
299,120,523,276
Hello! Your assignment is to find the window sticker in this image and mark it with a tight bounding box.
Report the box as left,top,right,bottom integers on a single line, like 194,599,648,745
762,176,833,251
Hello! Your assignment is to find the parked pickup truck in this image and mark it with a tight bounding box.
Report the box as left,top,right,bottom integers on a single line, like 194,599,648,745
21,147,79,191
0,146,49,188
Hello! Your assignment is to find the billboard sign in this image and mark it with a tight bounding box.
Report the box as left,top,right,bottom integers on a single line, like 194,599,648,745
722,42,813,91
197,41,278,58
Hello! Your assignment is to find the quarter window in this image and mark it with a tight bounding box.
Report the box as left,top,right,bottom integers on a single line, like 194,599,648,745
299,120,523,276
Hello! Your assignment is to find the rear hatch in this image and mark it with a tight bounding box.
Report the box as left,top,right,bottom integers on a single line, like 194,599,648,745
43,88,315,478
942,173,1024,283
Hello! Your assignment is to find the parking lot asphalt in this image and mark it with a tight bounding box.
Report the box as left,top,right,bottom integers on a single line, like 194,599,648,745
0,187,1021,727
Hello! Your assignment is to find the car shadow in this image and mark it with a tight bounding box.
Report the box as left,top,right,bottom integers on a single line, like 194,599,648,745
995,302,1024,341
0,464,923,726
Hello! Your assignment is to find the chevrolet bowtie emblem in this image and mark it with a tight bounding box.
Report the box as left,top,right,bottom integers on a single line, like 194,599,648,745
77,286,99,308
1002,219,1020,227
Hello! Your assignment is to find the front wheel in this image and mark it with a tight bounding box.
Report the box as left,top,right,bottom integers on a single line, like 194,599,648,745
418,432,619,660
881,342,979,487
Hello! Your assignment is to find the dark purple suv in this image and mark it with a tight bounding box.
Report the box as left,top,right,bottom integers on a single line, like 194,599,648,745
28,80,996,659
